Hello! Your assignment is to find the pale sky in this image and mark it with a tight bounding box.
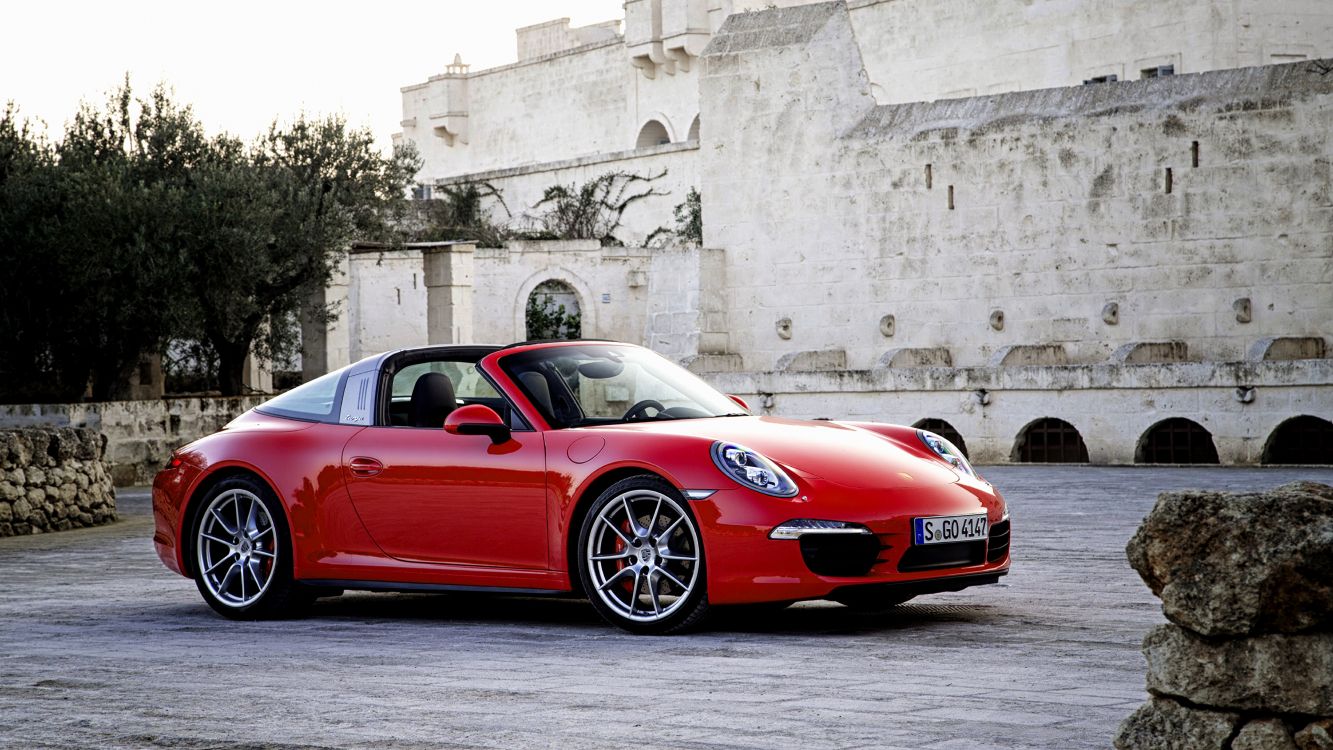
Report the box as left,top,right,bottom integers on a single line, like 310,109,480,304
0,0,624,149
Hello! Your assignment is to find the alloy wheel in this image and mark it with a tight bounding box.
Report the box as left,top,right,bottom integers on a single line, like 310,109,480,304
196,488,278,608
585,489,701,623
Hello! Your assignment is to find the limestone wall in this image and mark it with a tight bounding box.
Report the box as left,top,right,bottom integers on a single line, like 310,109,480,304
0,398,267,486
436,141,698,247
702,360,1332,465
0,428,115,537
700,4,1333,373
1116,481,1333,749
848,0,1333,104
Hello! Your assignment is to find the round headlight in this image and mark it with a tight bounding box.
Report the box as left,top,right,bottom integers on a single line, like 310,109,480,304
710,441,799,497
916,429,978,478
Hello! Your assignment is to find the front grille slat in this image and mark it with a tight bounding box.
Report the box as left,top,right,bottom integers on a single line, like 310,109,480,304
987,519,1011,563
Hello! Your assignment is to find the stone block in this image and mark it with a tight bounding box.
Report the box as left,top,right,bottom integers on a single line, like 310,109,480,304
877,347,953,368
1111,341,1190,364
1113,695,1238,750
1249,336,1328,362
990,344,1069,367
1233,719,1299,750
775,349,847,372
1143,624,1333,715
1296,719,1333,750
1126,481,1333,636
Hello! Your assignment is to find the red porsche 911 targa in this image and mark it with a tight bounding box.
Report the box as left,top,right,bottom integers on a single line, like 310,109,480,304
153,340,1010,634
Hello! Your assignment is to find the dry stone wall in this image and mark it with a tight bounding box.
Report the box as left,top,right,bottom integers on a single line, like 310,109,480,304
0,428,115,537
0,397,266,486
1116,481,1333,749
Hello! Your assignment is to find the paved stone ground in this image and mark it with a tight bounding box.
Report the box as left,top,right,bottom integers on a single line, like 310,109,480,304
3,466,1331,750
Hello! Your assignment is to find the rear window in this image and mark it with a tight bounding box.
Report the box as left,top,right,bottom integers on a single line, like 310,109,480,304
255,369,344,421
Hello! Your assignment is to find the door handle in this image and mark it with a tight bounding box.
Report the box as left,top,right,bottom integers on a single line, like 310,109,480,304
349,456,384,478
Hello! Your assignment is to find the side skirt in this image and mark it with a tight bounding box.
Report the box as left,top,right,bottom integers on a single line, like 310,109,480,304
299,578,574,597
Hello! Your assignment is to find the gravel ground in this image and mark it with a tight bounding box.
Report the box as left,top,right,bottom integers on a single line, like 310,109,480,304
2,465,1331,749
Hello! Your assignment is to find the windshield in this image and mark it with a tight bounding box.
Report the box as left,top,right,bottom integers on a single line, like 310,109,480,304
499,345,745,428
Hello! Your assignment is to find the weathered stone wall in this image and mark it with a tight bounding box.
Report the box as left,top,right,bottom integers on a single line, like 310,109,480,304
701,4,1333,372
1116,481,1333,749
0,428,115,537
847,0,1333,104
434,141,699,247
0,397,267,487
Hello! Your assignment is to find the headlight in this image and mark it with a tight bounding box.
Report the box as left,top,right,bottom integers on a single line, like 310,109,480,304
710,441,799,497
916,429,977,478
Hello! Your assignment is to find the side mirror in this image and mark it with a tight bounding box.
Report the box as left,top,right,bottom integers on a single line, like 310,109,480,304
444,404,511,445
726,394,750,412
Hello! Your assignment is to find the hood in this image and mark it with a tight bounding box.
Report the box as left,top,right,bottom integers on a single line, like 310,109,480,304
594,416,959,489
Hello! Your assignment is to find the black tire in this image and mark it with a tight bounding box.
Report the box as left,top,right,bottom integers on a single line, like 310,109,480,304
577,475,710,635
831,589,915,613
190,475,314,620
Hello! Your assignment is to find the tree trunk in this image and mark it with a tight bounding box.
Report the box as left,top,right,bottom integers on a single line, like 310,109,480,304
216,343,248,397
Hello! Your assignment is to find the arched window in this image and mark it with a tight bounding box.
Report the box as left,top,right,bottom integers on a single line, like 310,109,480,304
687,115,700,141
636,120,671,149
912,418,969,459
1013,418,1089,463
525,280,582,340
1262,415,1333,465
1136,418,1219,464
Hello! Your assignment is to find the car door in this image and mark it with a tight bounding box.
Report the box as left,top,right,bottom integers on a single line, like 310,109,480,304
341,357,548,569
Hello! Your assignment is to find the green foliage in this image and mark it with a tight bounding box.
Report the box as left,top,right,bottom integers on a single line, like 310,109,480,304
675,187,702,245
647,187,703,247
0,81,419,401
524,289,582,341
530,170,666,245
415,181,510,247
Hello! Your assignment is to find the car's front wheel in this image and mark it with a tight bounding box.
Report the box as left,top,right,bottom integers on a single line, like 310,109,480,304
577,476,710,635
191,475,312,620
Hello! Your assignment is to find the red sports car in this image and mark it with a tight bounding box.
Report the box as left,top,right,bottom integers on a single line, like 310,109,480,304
153,341,1009,634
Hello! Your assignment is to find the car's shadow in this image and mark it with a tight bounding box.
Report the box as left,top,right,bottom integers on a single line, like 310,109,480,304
289,591,1006,635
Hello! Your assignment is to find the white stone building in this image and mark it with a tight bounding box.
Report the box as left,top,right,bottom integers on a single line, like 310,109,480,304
306,0,1333,466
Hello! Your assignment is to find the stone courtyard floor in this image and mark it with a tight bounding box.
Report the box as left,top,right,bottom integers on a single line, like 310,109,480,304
2,466,1331,750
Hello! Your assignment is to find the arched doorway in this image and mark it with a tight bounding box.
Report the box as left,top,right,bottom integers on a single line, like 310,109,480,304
1135,418,1219,464
687,115,700,141
1262,415,1333,464
525,280,582,340
636,120,671,148
912,418,969,459
1012,418,1089,463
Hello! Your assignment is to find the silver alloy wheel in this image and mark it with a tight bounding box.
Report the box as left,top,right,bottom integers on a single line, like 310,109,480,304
196,489,278,608
586,489,701,623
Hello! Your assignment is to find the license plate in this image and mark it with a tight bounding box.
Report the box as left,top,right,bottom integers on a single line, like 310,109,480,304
913,513,988,545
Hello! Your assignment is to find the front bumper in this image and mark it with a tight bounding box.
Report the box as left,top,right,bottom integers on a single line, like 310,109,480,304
693,478,1011,605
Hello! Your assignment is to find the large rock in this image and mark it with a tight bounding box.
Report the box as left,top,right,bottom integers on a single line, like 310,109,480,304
1114,695,1238,750
1144,624,1333,715
1126,481,1333,636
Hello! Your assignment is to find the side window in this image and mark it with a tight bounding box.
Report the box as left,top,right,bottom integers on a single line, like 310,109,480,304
386,358,521,428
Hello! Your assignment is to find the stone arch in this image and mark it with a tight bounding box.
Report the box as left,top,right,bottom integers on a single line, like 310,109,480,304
1012,418,1090,463
687,115,700,141
636,117,673,149
1135,418,1220,464
1261,415,1333,465
514,270,595,342
912,418,969,459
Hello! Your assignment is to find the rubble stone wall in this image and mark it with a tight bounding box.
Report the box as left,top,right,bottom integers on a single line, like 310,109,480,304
1116,481,1333,749
0,428,116,537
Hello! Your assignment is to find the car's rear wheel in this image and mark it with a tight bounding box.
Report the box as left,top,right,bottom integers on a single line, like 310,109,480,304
578,476,710,635
191,476,312,620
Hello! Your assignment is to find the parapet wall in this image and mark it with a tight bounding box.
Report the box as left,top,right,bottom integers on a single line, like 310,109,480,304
0,397,267,486
0,428,115,537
